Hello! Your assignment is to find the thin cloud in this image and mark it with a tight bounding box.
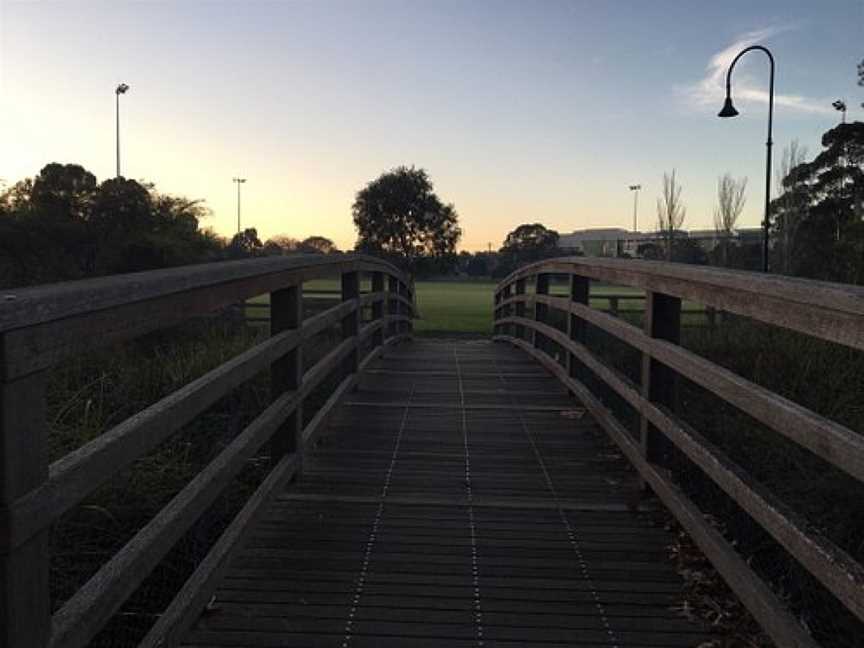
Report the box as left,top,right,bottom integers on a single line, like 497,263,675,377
681,25,834,116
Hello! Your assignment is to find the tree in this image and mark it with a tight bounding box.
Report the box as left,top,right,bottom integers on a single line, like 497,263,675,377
300,235,339,254
637,241,664,260
352,166,461,274
713,173,747,266
28,163,97,222
656,170,686,261
773,123,864,282
858,58,864,108
228,228,263,258
466,254,489,277
771,140,809,274
495,224,560,277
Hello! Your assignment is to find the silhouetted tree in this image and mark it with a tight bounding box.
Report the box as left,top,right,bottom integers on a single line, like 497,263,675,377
0,163,223,286
771,140,809,274
656,170,686,261
499,223,559,268
466,255,489,277
300,235,339,254
637,242,664,260
352,166,461,274
713,173,747,266
228,228,263,258
781,122,864,282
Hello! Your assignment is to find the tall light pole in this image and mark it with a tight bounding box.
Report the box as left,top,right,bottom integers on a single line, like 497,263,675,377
232,177,247,234
115,83,130,178
628,184,641,232
718,45,774,273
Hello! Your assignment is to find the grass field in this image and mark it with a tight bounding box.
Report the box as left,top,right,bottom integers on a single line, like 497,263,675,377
246,279,709,336
249,280,652,335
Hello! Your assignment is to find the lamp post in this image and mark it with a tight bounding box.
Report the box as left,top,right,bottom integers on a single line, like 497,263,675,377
718,45,774,273
628,184,641,232
115,83,130,178
232,177,247,234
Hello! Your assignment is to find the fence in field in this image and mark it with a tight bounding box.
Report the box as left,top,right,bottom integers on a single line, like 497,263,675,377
0,255,414,648
493,256,864,648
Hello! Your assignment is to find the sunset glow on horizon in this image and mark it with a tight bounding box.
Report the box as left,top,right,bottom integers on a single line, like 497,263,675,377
1,0,861,251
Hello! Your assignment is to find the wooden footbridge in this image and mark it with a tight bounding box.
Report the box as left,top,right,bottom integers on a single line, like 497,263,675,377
2,255,863,647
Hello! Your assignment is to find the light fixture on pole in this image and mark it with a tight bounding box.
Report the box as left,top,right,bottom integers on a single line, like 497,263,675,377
832,99,847,124
628,184,641,232
232,177,247,234
115,83,130,178
717,44,774,273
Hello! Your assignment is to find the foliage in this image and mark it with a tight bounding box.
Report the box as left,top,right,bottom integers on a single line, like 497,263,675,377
771,140,809,275
352,166,461,274
0,163,222,287
656,170,686,261
227,228,263,258
300,235,339,254
496,223,560,277
771,122,864,282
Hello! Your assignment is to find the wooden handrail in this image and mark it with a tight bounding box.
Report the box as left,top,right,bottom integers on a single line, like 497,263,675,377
0,255,414,648
493,256,864,648
498,256,864,350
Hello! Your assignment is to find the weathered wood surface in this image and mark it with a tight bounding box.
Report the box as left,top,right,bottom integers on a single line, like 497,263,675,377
178,340,713,647
498,256,864,351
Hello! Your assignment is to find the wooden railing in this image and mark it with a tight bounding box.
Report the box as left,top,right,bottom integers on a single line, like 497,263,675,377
0,254,414,648
493,256,864,648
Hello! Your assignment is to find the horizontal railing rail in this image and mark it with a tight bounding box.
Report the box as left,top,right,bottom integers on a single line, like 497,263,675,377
493,256,864,648
0,254,414,648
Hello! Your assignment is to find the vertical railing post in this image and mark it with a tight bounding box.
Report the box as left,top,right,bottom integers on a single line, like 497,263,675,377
372,272,385,348
493,289,500,335
387,275,399,339
534,273,549,351
566,274,589,382
640,291,681,479
501,283,512,337
0,365,50,648
342,271,360,376
270,283,303,466
514,278,526,340
405,277,415,336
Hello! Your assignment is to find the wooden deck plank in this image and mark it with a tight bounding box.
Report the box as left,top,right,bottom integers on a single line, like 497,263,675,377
179,339,712,647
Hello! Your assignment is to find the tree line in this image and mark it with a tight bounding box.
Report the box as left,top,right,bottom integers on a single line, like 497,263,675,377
0,163,341,289
2,112,862,289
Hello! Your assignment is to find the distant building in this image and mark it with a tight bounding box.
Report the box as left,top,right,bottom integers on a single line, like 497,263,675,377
558,227,763,258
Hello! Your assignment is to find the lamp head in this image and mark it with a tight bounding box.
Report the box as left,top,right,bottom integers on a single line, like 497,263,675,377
116,83,130,95
832,100,847,112
718,95,739,118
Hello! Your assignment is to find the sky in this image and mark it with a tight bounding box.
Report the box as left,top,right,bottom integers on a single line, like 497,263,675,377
1,0,862,251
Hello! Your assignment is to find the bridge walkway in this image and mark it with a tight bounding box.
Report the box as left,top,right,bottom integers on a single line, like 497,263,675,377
180,339,712,647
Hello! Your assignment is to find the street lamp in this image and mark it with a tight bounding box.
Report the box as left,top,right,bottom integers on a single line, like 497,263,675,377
718,45,774,273
115,83,130,178
232,177,247,233
832,99,847,124
628,184,641,232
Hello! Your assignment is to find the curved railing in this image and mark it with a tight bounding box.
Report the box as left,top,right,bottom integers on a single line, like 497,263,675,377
494,256,864,648
0,254,414,648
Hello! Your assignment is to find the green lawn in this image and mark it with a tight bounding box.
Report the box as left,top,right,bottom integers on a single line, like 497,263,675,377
247,279,707,336
414,281,496,336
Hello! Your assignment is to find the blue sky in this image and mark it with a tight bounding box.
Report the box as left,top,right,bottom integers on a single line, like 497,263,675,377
1,0,862,250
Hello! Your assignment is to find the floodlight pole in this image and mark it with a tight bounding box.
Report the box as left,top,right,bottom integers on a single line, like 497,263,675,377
718,45,774,272
629,184,641,232
233,177,247,233
115,83,130,177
